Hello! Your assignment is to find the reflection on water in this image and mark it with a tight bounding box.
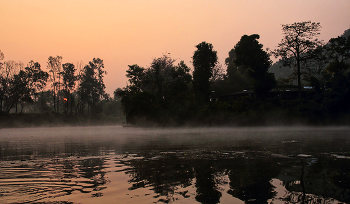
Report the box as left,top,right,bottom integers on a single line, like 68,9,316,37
0,126,350,203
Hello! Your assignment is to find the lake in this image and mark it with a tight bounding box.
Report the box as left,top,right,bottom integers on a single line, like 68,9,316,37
0,126,350,204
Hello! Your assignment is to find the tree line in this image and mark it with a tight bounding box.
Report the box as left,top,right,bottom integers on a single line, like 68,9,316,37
117,21,350,126
0,54,123,120
1,21,349,126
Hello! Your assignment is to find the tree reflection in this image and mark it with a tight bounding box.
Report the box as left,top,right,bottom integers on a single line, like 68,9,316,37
281,157,350,203
227,157,279,204
120,151,350,203
194,159,222,204
123,152,281,204
79,157,108,186
124,153,194,201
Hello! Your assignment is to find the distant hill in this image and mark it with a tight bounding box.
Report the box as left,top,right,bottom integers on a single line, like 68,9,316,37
269,60,294,80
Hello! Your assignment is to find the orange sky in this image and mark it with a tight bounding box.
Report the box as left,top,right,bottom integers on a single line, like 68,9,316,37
1,0,350,95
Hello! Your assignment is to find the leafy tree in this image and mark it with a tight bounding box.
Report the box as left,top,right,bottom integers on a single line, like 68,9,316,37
324,35,350,79
144,55,191,103
26,61,49,94
192,42,218,103
225,49,237,78
119,55,192,125
224,48,253,93
9,70,30,112
235,34,276,99
273,21,323,97
18,61,48,113
125,64,145,93
1,61,48,113
61,63,76,114
78,58,106,115
321,35,350,115
0,58,23,112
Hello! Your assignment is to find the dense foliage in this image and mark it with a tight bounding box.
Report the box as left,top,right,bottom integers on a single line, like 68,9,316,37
117,55,192,125
117,25,350,126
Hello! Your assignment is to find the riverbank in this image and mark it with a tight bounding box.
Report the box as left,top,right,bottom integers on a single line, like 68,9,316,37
0,113,124,128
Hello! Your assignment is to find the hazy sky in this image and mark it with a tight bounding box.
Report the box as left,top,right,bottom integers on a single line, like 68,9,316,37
1,0,349,95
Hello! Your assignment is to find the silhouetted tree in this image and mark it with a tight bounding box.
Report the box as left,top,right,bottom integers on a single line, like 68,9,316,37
125,64,145,93
0,50,3,112
274,21,323,97
324,35,350,80
16,61,48,112
144,55,191,106
224,48,253,93
47,56,62,113
26,61,49,93
193,42,218,103
0,61,48,113
61,63,76,114
194,160,222,204
235,34,276,99
119,55,192,125
78,58,106,115
0,58,24,112
321,35,350,116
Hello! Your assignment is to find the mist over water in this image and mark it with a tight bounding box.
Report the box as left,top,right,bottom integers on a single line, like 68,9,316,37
0,126,350,203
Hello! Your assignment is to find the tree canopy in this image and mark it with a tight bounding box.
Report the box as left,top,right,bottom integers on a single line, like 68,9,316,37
192,42,218,103
235,34,276,99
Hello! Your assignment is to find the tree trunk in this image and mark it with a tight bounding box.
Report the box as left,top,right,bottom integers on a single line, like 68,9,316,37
57,75,60,114
41,91,44,113
53,87,56,113
20,102,24,113
297,51,302,99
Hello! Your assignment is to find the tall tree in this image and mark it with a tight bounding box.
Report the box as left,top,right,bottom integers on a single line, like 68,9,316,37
325,36,350,75
73,60,85,114
78,58,106,115
273,21,322,97
235,34,276,99
47,56,62,113
0,50,3,112
19,61,48,112
192,42,218,103
61,63,76,114
225,49,248,78
224,48,252,93
125,64,146,93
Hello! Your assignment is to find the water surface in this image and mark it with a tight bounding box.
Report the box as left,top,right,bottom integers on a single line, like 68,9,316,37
0,126,350,203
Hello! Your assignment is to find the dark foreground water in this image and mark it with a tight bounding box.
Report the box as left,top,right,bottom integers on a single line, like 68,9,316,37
0,126,350,204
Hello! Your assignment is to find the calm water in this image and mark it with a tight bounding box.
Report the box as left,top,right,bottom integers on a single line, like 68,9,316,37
0,126,350,204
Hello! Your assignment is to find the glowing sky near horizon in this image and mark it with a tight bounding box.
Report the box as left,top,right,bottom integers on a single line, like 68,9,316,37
1,0,350,95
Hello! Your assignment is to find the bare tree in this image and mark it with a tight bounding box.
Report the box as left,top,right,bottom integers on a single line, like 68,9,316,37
47,56,62,113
